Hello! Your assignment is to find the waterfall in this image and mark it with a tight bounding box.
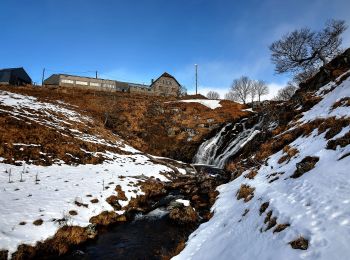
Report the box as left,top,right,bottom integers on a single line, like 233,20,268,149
193,117,262,168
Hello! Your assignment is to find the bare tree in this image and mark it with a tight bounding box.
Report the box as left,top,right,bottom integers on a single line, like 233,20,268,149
224,91,236,101
275,85,297,101
228,76,252,104
249,82,257,103
270,19,347,81
177,85,187,97
254,80,269,102
207,91,220,99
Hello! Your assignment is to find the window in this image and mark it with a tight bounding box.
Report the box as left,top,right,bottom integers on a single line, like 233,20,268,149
90,82,100,87
103,83,114,88
61,79,74,84
76,81,88,86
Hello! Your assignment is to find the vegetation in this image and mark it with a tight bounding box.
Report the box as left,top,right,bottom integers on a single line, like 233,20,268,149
270,19,347,84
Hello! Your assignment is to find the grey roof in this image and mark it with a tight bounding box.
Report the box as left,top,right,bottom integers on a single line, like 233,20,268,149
0,67,32,84
0,71,11,83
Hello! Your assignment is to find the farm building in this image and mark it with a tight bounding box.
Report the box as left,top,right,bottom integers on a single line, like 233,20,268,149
0,67,32,86
44,72,181,96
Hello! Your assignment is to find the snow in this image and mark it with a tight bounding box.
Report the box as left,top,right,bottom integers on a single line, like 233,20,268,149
176,199,190,207
300,72,350,122
0,90,186,256
175,75,350,259
177,99,222,109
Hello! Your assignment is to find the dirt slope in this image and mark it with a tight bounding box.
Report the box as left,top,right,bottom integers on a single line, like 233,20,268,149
0,86,248,163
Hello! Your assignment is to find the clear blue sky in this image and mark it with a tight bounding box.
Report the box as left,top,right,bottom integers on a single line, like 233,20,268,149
1,0,349,98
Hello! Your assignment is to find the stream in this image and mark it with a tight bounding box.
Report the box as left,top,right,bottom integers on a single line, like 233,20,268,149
56,117,261,260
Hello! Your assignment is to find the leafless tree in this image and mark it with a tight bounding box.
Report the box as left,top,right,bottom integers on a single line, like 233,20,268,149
249,82,257,103
177,85,187,97
224,91,236,101
228,76,252,104
206,91,220,99
270,19,347,82
254,80,269,102
275,85,298,101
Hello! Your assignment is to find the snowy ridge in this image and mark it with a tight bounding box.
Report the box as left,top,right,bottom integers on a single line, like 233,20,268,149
175,74,350,259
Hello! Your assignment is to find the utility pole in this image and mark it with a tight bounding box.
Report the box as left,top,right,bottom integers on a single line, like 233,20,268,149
41,68,45,86
95,71,98,79
195,64,198,95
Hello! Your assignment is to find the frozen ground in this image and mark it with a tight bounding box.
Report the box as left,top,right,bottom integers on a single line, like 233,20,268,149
174,73,350,260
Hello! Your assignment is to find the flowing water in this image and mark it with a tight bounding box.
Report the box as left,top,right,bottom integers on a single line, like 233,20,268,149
193,116,262,168
56,118,261,259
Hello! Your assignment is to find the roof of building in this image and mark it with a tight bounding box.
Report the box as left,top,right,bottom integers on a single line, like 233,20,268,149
150,72,181,88
50,73,150,88
0,67,32,83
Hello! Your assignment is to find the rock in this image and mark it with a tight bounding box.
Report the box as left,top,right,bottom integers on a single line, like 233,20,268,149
290,156,319,178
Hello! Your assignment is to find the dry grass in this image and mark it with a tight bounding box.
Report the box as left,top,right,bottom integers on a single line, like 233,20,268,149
115,185,128,201
68,210,78,216
244,170,258,179
90,198,99,203
33,219,43,226
0,85,248,163
236,184,255,202
331,97,350,110
259,202,269,215
289,236,309,250
278,145,299,164
273,223,290,233
327,131,350,150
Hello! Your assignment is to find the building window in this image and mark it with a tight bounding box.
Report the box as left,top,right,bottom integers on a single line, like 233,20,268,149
90,82,101,87
76,81,88,86
61,79,74,84
103,83,114,88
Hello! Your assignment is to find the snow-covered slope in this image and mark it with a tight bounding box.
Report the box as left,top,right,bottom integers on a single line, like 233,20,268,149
0,90,182,256
174,73,350,260
177,99,222,109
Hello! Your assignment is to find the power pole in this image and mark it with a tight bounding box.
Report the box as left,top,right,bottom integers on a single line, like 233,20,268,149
195,64,198,95
41,68,45,86
96,71,98,79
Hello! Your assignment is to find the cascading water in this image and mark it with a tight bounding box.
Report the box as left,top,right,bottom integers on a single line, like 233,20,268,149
193,116,262,168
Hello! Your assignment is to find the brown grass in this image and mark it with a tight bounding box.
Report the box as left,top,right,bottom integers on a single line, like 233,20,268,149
327,131,350,150
68,210,78,216
244,170,258,179
278,145,299,164
115,185,128,201
33,219,43,226
332,97,350,110
289,236,309,250
273,223,290,233
259,202,269,215
236,184,255,202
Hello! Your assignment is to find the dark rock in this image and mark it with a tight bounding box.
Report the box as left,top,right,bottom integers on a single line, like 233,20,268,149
291,156,319,178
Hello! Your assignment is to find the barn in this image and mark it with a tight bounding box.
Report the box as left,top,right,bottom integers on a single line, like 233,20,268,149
0,67,32,86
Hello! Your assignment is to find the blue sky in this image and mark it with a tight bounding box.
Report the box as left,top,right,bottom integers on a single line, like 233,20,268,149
1,0,349,98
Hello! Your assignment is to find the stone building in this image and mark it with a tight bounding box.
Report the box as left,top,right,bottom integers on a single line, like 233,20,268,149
149,72,181,96
43,72,181,96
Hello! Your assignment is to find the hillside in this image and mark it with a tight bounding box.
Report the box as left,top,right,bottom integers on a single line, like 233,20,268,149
0,86,248,259
0,86,248,162
174,50,350,259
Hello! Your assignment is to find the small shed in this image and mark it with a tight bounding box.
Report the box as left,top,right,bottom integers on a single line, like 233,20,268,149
0,67,32,86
